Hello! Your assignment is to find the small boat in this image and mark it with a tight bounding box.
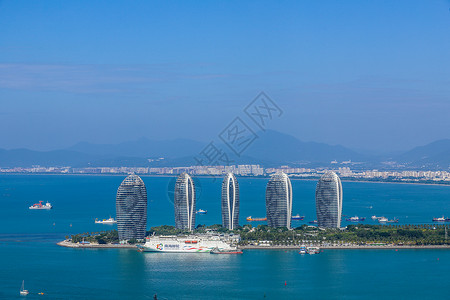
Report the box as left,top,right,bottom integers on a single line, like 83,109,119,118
246,216,267,222
196,209,207,214
95,217,117,224
378,217,388,223
20,280,29,296
299,245,307,254
291,214,305,220
308,220,318,224
346,216,366,222
210,247,243,254
29,201,52,210
307,246,320,254
433,216,446,222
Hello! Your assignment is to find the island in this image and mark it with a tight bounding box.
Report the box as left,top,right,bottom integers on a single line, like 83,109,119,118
58,223,450,249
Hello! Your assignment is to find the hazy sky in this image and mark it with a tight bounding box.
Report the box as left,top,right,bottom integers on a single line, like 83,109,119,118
1,0,450,153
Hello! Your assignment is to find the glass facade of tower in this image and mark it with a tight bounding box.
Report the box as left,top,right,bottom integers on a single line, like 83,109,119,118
266,172,292,229
174,173,196,231
315,171,343,228
221,173,239,230
116,174,147,241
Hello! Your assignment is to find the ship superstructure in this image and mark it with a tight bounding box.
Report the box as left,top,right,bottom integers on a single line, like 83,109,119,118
141,234,240,253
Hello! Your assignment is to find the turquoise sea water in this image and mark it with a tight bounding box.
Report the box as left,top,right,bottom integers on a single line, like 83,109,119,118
0,175,449,299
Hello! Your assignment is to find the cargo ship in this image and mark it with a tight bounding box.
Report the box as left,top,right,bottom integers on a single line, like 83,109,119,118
246,216,267,222
140,235,238,253
29,201,52,210
432,216,446,222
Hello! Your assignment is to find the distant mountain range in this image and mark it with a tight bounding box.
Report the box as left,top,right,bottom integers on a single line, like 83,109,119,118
0,130,449,169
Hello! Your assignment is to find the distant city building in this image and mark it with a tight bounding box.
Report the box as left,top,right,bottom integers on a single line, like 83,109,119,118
221,172,240,230
174,173,196,231
116,174,147,241
266,172,292,228
315,171,343,228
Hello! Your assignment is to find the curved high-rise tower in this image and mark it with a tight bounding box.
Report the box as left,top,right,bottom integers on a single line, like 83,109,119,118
174,173,196,231
315,171,343,228
221,172,240,230
266,172,292,228
116,174,147,241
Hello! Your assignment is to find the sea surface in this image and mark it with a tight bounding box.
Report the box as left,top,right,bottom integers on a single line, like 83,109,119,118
0,175,449,299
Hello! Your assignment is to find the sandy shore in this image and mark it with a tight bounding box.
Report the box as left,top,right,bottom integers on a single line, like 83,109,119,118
57,240,138,249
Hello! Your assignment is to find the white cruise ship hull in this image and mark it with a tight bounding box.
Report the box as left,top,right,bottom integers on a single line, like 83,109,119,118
29,206,52,210
142,236,235,253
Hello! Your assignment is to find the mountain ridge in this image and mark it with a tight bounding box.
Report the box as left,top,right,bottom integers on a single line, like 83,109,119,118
0,131,448,169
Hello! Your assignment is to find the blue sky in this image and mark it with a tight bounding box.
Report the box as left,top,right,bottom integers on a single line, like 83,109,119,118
1,0,450,152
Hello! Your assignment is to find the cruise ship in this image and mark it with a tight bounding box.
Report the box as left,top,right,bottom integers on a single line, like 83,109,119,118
140,235,239,253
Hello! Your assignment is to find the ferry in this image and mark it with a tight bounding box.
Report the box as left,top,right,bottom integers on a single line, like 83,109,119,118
377,217,388,223
95,217,117,224
291,214,305,220
140,235,238,253
346,216,366,222
29,201,52,210
371,215,379,220
432,216,446,222
246,216,267,222
196,209,207,214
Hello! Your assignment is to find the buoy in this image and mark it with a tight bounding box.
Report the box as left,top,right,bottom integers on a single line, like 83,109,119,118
285,281,287,286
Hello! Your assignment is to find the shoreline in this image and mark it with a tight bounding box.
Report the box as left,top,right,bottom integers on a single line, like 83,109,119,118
240,245,450,250
57,240,137,249
0,173,449,187
57,240,450,250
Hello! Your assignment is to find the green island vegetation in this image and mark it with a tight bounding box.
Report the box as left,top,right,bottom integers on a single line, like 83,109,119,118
69,224,450,246
69,230,120,244
148,224,450,246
